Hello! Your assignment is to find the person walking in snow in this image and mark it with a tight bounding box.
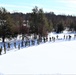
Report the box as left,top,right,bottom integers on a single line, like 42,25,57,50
56,35,59,40
4,43,6,54
66,36,68,40
64,35,65,39
46,37,48,42
18,43,20,50
53,37,55,42
28,40,30,46
37,39,39,45
8,42,10,50
43,37,46,43
25,41,27,47
52,37,55,42
0,46,2,55
31,39,35,45
14,42,16,48
69,35,71,40
49,37,51,42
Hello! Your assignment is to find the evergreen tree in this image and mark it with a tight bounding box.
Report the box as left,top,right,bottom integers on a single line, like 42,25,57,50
38,9,49,37
0,7,15,42
29,6,51,37
29,6,39,34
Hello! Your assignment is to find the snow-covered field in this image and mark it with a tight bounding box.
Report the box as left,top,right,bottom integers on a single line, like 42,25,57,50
0,33,76,75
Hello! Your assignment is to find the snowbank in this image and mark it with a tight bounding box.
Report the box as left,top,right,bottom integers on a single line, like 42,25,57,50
0,40,76,74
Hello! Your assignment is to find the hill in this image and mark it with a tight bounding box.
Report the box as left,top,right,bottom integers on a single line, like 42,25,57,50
0,38,76,74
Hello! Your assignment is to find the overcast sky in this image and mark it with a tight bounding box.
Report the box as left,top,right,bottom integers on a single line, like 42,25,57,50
0,0,76,15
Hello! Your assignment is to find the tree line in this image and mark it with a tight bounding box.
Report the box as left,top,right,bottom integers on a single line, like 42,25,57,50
0,6,76,43
11,6,76,34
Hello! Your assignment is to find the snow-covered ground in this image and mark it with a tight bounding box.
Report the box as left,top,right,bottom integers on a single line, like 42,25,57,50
0,33,76,74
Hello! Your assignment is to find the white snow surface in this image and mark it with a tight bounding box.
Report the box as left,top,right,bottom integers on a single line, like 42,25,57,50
0,33,76,74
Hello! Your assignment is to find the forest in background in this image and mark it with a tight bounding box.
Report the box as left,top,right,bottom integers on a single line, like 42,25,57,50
0,6,76,42
11,7,76,34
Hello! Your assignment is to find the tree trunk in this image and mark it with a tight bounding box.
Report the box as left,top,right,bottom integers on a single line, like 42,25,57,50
2,36,5,43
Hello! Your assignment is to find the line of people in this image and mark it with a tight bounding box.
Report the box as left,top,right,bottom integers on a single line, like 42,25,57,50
0,34,76,55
